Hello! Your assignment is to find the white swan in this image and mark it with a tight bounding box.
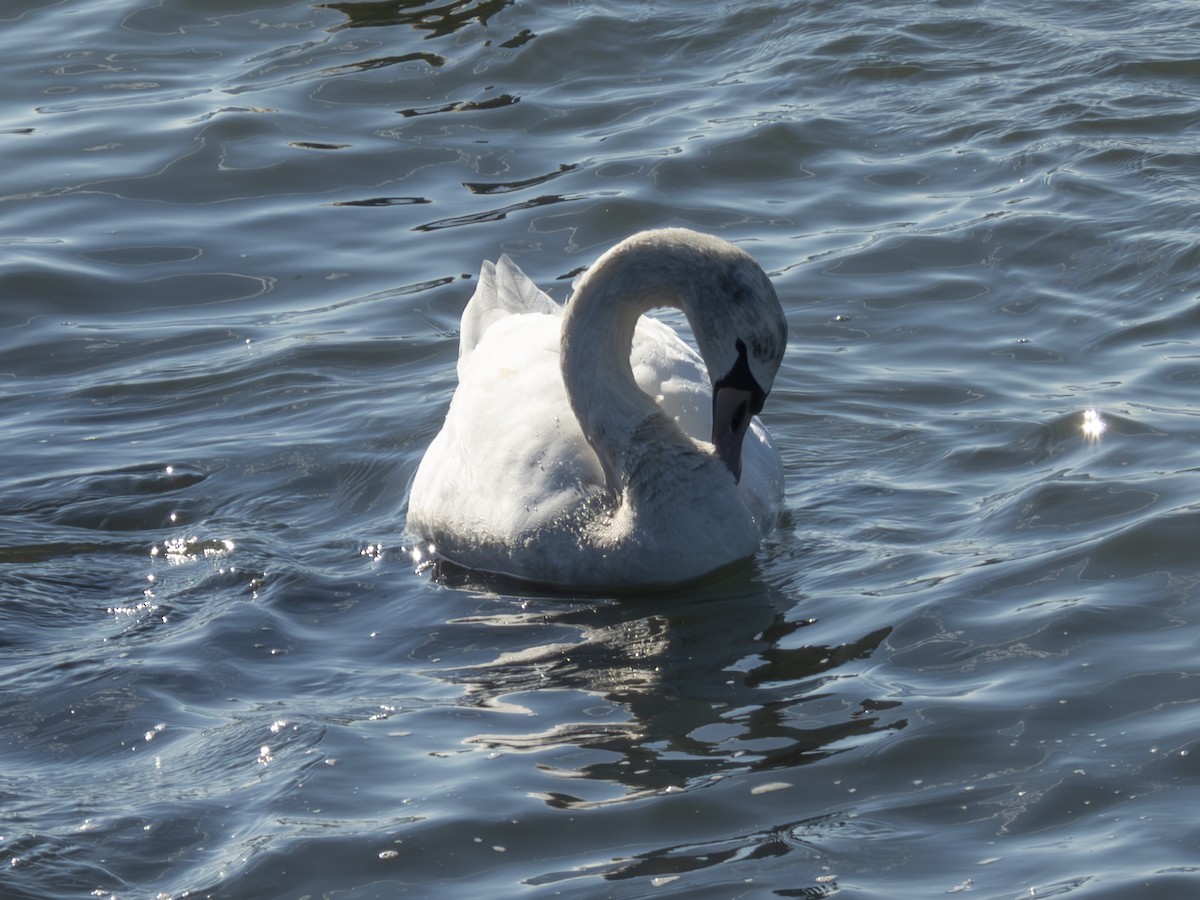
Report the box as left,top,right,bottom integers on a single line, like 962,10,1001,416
407,228,788,588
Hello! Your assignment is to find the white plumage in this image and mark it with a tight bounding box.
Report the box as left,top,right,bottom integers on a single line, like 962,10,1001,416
407,228,787,588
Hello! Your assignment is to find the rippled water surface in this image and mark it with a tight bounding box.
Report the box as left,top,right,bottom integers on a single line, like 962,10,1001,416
4,1,1200,897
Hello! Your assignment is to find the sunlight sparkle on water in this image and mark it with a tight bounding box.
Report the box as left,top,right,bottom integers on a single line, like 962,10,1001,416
1081,409,1106,441
407,542,437,574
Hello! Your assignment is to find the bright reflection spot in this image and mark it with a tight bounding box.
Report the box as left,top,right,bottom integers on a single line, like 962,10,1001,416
149,535,235,564
108,599,158,618
407,542,438,574
1081,408,1107,441
750,781,793,795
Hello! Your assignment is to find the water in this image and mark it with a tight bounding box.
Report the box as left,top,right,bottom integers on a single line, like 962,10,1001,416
3,0,1199,897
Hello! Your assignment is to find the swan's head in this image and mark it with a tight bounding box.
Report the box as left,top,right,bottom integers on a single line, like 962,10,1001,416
565,228,786,484
678,235,787,483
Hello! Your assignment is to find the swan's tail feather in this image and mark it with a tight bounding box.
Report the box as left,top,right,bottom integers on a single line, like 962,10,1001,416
496,255,559,317
459,255,560,366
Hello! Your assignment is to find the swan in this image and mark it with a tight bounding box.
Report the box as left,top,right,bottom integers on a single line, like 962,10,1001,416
406,228,788,588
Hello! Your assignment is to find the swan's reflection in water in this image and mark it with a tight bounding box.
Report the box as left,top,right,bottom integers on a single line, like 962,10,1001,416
426,563,903,810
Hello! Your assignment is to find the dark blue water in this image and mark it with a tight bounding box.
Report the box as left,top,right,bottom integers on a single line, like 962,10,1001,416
3,1,1200,897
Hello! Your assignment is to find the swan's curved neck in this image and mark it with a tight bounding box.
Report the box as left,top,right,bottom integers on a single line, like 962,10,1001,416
559,246,696,493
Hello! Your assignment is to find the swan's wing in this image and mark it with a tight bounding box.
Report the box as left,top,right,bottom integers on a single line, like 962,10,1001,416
460,255,560,372
630,315,711,443
739,418,785,533
409,312,606,568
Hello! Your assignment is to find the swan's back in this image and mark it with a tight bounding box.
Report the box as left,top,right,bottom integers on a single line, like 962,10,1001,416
459,256,714,449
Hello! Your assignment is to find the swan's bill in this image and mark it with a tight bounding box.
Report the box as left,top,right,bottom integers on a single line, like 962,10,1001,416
711,337,767,483
712,383,756,482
